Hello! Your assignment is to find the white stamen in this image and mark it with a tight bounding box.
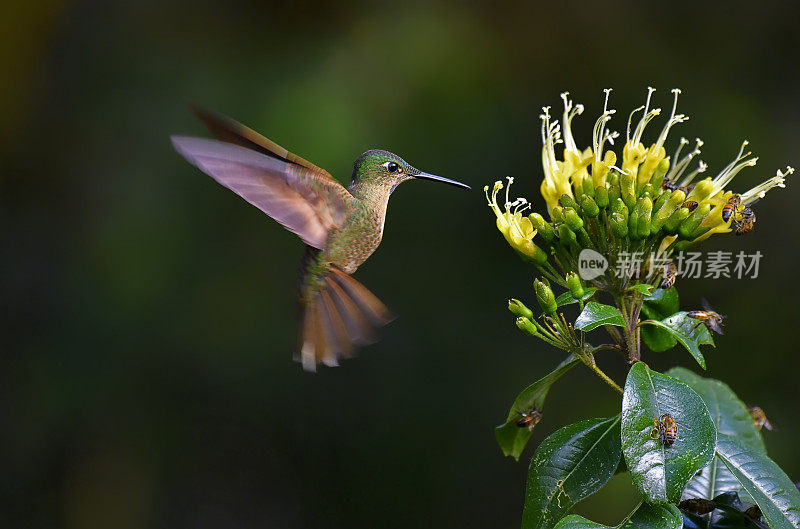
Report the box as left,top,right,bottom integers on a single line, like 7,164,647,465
654,89,689,151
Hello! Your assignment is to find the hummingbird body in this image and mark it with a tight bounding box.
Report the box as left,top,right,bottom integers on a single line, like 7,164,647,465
172,107,469,370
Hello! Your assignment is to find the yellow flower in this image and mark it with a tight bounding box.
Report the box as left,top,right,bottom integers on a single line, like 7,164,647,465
485,177,546,263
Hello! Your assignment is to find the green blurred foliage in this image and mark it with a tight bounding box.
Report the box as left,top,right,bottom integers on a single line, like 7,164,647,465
1,0,799,527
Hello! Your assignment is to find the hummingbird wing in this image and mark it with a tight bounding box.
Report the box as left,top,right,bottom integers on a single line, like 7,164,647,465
171,136,352,249
189,105,333,179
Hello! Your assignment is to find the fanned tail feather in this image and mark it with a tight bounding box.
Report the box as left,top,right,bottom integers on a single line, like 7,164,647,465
296,268,394,371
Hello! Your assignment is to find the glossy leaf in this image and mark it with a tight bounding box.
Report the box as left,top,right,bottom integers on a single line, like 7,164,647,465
640,312,714,369
621,362,717,504
522,416,622,529
668,367,765,502
716,434,800,529
640,303,677,352
575,302,626,331
556,287,598,307
554,503,682,529
495,354,580,459
627,284,655,296
644,287,680,316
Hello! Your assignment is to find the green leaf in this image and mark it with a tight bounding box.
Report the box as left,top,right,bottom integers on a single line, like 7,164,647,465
522,416,622,529
627,284,656,296
554,503,682,529
641,288,680,352
556,287,598,307
716,434,800,529
575,302,626,331
621,363,717,504
644,287,680,316
668,367,766,503
640,312,714,369
495,354,580,460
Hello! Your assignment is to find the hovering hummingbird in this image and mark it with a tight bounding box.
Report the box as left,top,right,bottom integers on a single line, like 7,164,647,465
171,107,470,371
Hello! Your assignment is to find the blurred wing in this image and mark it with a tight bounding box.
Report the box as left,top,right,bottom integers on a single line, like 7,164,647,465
700,298,713,311
190,104,333,178
171,136,352,249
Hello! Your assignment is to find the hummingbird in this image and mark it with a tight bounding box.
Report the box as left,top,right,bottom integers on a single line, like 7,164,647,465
171,106,470,371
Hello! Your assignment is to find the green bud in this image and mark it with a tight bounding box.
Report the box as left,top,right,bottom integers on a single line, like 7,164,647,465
649,157,670,189
516,316,539,336
652,190,686,232
581,195,600,217
652,188,672,215
610,212,629,238
607,170,620,188
564,207,584,231
551,206,565,223
641,183,655,199
534,279,557,315
529,213,555,242
623,192,637,210
508,299,534,319
678,203,711,239
594,185,609,208
664,206,692,234
608,182,621,204
637,196,653,238
628,210,640,239
558,223,578,247
559,194,578,210
582,176,595,197
610,196,625,215
566,272,584,300
620,170,635,202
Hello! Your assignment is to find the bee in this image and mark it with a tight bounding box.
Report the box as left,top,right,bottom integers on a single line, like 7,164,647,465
662,178,679,191
682,200,698,213
515,408,543,431
660,261,678,289
687,298,725,335
744,505,763,520
651,413,691,447
734,207,756,235
748,406,776,431
721,194,742,223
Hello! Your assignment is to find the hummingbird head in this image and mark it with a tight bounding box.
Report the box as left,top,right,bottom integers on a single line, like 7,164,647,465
350,150,470,192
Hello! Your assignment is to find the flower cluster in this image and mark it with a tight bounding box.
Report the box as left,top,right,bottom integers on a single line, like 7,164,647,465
485,88,792,290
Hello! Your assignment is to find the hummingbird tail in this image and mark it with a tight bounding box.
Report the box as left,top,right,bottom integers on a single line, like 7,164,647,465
296,268,395,371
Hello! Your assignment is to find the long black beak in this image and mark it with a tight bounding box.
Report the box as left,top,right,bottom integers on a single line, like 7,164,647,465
415,171,471,190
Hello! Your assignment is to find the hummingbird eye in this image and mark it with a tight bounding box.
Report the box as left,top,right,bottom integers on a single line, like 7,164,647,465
384,161,402,174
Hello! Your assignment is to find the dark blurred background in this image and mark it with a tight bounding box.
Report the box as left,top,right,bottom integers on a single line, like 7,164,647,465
2,1,799,527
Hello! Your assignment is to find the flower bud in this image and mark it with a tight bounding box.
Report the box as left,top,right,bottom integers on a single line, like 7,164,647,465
534,279,557,315
581,195,600,217
529,213,555,242
564,207,584,231
582,176,595,197
620,170,635,205
664,206,692,234
607,170,620,188
594,185,609,208
611,197,629,218
640,183,655,199
559,194,578,210
516,316,539,336
652,188,672,215
508,299,534,319
551,206,565,223
566,272,584,300
678,203,711,239
637,196,653,238
649,157,670,189
608,182,621,204
610,212,629,238
628,210,640,239
558,224,579,248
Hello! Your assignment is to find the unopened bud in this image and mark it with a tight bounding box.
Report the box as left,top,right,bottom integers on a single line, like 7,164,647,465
581,195,600,217
566,272,584,300
559,194,578,210
529,213,555,242
534,279,557,315
508,299,534,319
551,206,565,223
687,178,714,203
678,203,711,239
516,316,539,336
558,224,578,248
664,206,692,234
564,207,584,231
594,185,609,208
637,196,653,238
582,176,595,197
649,158,671,189
608,182,621,204
610,212,629,238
